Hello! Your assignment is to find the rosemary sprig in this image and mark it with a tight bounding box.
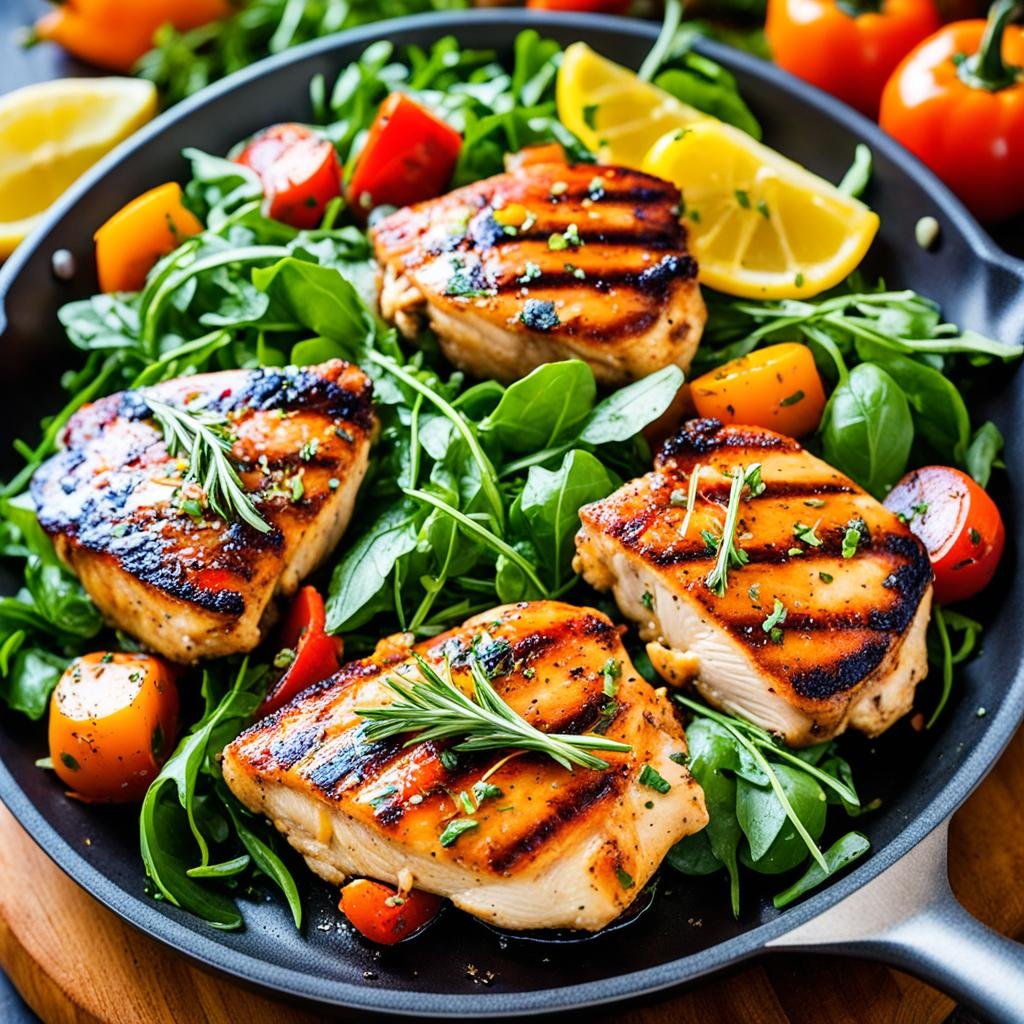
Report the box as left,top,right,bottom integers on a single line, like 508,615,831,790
146,397,270,533
705,464,763,597
356,654,632,771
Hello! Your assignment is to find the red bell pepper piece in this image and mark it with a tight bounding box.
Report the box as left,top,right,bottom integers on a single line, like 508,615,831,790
346,93,462,215
259,586,342,715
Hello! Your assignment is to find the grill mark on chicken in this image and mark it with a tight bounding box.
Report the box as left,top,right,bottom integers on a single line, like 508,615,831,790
487,768,627,873
372,161,707,386
305,733,408,797
488,253,698,295
31,360,374,662
222,601,708,932
574,419,934,746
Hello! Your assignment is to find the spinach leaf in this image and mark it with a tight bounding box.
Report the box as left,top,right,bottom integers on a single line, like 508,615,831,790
821,363,912,497
516,450,617,587
251,257,375,347
480,361,595,453
737,765,827,872
325,499,423,632
670,717,745,914
580,366,685,446
773,832,870,909
966,421,1004,488
870,355,970,464
4,647,66,720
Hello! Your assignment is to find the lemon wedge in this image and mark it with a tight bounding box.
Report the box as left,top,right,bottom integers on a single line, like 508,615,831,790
0,78,157,259
643,121,879,299
557,42,708,167
557,44,879,299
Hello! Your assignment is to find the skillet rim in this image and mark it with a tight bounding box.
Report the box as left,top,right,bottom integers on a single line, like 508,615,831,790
1,9,1023,1017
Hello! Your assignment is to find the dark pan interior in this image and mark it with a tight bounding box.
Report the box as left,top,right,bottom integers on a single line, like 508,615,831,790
2,10,1024,1018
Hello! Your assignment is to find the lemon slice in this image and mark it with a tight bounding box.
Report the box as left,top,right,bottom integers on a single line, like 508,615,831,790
557,42,708,167
643,121,879,299
0,78,157,259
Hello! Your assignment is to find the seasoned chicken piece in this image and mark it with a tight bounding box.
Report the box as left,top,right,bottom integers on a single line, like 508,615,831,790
371,162,706,385
31,361,374,662
574,419,933,746
222,601,707,932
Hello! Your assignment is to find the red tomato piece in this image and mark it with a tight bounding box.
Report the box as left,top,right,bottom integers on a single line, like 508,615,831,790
259,586,342,715
346,93,462,215
339,879,443,945
236,123,342,229
884,466,1005,605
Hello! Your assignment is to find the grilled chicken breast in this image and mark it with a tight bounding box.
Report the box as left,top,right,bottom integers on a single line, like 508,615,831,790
371,161,706,385
574,419,933,746
31,361,374,662
223,601,707,932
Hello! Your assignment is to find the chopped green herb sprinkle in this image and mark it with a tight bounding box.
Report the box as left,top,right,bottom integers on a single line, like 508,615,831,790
793,521,823,547
819,572,834,583
762,598,787,634
439,818,479,847
517,261,541,284
602,657,621,698
615,866,635,890
641,590,654,610
780,390,805,407
638,764,672,793
842,526,861,558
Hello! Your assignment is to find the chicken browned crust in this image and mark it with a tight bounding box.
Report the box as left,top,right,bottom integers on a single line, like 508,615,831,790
574,419,934,746
222,601,707,932
31,360,374,662
371,161,706,385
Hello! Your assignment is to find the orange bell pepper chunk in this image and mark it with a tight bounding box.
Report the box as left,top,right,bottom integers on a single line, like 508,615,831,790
94,182,203,294
690,343,827,439
34,0,232,74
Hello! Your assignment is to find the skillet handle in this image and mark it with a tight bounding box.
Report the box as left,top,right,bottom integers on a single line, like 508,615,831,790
766,819,1024,1023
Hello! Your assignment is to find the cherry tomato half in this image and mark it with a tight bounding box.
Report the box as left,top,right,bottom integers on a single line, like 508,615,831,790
346,93,462,215
339,879,443,945
258,586,343,716
49,652,178,802
884,466,1005,605
236,123,342,229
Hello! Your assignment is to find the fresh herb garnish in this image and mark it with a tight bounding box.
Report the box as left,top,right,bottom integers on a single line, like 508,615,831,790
439,818,479,847
639,764,672,793
355,654,632,772
146,397,270,533
705,464,762,597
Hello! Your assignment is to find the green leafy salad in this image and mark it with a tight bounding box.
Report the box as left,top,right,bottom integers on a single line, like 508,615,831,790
0,22,1017,935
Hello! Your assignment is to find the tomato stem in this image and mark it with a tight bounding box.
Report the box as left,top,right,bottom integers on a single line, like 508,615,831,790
958,0,1022,92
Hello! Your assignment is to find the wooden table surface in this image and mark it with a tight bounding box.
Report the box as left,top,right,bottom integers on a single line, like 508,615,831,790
2,722,1021,1023
2,1,1023,1021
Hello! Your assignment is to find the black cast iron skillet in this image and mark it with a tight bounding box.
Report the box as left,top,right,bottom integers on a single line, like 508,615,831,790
2,10,1024,1021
